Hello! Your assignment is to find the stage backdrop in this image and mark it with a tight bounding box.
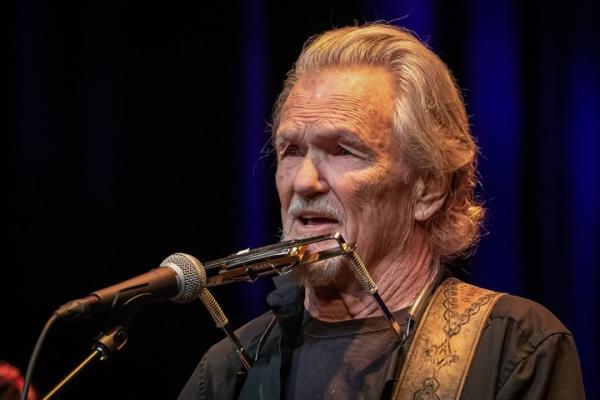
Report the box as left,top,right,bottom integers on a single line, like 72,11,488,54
5,1,598,398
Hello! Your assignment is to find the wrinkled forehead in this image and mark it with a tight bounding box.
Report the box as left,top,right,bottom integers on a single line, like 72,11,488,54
276,66,397,144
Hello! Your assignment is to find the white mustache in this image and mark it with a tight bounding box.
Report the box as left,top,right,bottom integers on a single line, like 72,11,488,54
287,196,346,224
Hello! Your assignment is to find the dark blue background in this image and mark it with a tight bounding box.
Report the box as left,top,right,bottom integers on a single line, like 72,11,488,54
5,0,598,398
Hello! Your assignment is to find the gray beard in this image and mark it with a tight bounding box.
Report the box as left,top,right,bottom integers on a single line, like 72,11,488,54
292,256,345,287
280,196,349,287
280,230,347,287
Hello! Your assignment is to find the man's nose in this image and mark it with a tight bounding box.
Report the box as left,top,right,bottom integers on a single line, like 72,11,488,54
293,156,329,198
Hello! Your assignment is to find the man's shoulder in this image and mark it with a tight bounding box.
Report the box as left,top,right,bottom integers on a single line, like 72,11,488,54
461,289,584,399
489,293,572,342
446,278,571,344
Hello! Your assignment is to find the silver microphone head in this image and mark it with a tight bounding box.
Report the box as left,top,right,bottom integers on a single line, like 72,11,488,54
160,253,206,303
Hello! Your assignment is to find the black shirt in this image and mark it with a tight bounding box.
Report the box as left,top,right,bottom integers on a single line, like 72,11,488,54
285,310,408,399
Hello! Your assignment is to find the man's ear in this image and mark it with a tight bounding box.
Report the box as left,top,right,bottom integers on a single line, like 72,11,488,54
413,173,449,222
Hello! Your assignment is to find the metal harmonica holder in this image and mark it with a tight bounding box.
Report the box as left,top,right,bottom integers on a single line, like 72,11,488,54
200,232,412,372
203,232,349,286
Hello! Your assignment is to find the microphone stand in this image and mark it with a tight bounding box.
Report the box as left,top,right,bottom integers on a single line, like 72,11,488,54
42,324,129,400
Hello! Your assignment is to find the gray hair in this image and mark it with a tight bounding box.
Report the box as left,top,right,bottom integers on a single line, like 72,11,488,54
272,23,484,260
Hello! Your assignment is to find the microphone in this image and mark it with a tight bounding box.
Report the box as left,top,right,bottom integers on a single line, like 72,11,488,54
54,253,206,321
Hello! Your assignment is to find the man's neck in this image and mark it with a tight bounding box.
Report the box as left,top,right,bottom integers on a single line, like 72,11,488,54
303,236,433,322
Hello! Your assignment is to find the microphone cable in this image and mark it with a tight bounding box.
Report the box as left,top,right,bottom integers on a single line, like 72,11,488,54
20,312,59,400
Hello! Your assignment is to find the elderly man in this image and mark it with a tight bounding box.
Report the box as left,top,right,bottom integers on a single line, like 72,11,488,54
179,24,584,399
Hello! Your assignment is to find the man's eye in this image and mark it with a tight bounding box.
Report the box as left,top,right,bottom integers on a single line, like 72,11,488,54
336,145,354,156
280,145,302,158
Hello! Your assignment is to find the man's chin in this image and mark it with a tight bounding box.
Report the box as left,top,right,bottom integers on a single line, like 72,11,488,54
282,227,352,286
289,257,345,287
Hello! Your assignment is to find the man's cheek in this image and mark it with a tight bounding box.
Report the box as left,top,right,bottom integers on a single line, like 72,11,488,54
333,169,383,202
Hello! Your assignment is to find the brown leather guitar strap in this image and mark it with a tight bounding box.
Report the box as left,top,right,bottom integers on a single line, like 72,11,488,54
392,278,505,400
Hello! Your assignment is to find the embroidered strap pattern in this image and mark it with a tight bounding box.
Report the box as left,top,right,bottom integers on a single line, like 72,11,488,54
393,278,504,400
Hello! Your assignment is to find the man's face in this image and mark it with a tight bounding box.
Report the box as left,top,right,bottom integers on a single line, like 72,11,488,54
275,66,415,286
